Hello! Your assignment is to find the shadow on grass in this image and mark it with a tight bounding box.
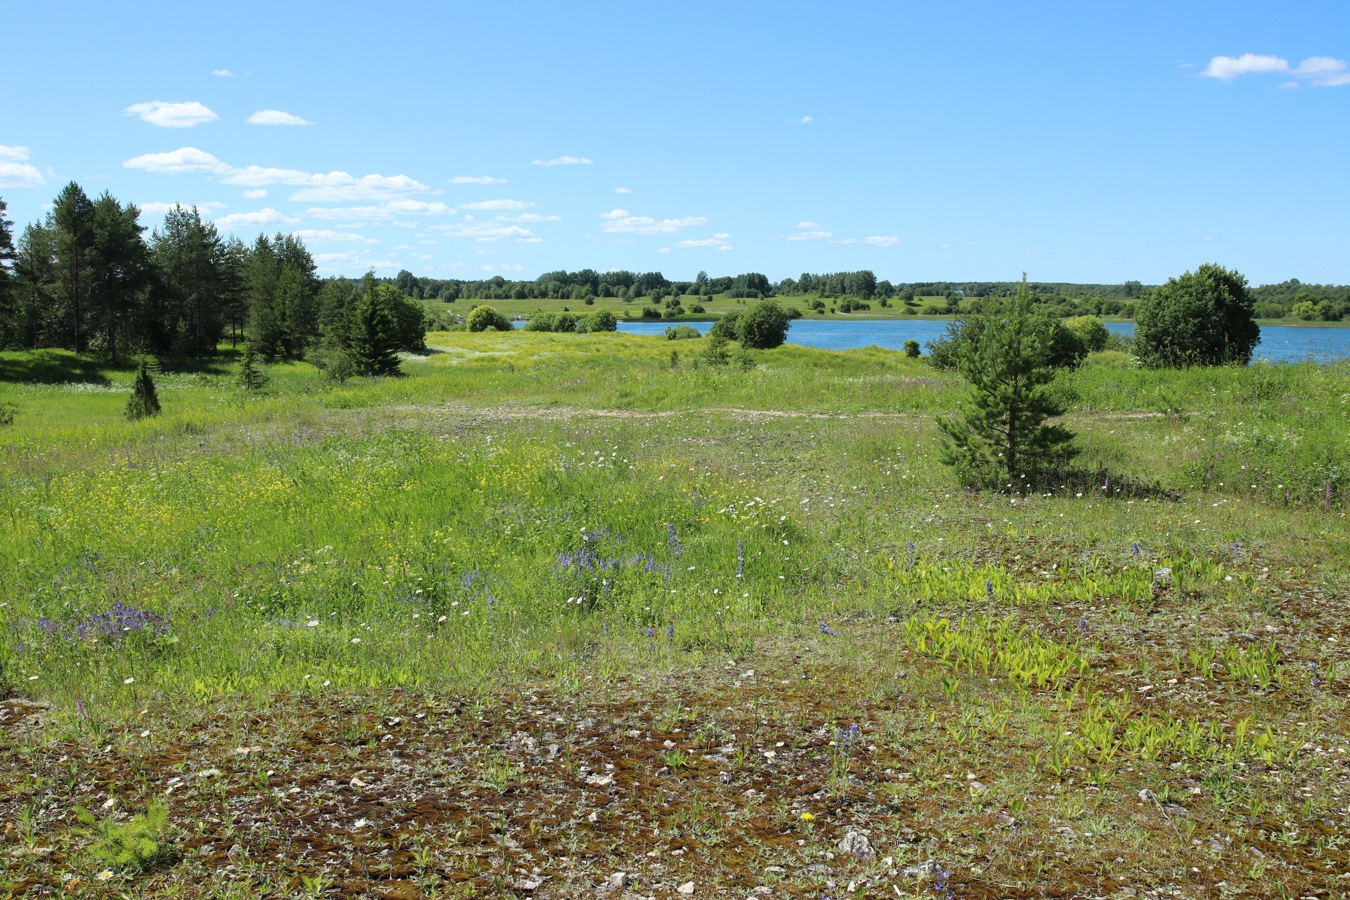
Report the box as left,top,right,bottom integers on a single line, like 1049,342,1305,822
0,350,116,385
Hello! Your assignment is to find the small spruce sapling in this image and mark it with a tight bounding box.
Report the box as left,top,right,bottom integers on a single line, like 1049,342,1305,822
125,360,161,420
235,343,269,392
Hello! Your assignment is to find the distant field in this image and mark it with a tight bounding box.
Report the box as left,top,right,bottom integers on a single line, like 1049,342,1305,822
1,337,1347,897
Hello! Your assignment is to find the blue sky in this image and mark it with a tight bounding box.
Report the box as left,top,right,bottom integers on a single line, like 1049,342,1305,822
3,1,1347,285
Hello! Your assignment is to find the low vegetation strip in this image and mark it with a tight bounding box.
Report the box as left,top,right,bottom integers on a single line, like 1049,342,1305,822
0,334,1347,897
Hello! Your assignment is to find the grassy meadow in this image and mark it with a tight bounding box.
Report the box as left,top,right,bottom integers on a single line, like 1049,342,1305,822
1,332,1348,898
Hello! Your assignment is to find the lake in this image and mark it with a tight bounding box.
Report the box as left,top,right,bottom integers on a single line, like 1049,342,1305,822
614,319,1350,364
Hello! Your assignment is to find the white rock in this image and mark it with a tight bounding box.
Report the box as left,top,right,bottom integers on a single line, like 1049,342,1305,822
678,882,695,895
836,831,875,860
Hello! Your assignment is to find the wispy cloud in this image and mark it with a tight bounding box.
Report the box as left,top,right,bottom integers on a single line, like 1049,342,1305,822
834,235,900,247
532,155,593,166
313,251,398,273
124,146,231,174
214,208,298,228
432,222,537,242
791,115,814,124
786,230,831,241
1292,56,1350,87
137,201,226,219
211,69,235,77
123,149,430,206
450,175,507,184
306,200,451,220
599,208,706,235
293,229,379,244
242,188,267,199
458,199,535,211
797,221,822,229
247,109,314,126
124,101,219,128
285,174,428,202
1201,53,1350,87
615,186,631,194
676,233,733,250
0,145,44,188
500,213,561,223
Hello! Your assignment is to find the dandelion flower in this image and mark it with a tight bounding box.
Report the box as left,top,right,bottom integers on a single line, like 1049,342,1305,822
800,812,814,821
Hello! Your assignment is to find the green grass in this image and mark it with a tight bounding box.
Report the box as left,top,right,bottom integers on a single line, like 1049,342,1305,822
1,334,1347,896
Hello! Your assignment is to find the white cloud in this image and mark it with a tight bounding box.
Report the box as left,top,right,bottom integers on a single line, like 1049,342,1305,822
657,247,670,253
615,186,631,194
532,155,593,166
124,146,231,174
797,221,823,229
835,235,900,247
306,200,451,220
1200,53,1350,87
212,69,235,77
458,199,536,211
501,213,561,223
313,251,398,272
1201,54,1289,81
786,230,832,241
124,101,220,128
214,208,298,228
0,145,44,188
450,175,507,184
433,222,536,242
598,208,707,235
247,109,314,126
676,236,733,250
792,115,814,124
243,188,267,199
501,264,525,272
286,174,428,202
292,229,378,244
1292,56,1350,87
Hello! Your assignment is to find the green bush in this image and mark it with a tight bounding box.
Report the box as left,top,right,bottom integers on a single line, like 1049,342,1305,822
665,324,702,340
466,306,513,332
0,402,15,426
581,309,618,332
737,299,791,349
709,310,741,341
1062,315,1110,353
903,339,921,358
1134,264,1260,367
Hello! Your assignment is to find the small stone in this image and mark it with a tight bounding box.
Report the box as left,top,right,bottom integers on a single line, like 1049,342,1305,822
901,859,939,879
587,811,599,823
1138,788,1156,802
585,773,614,787
836,831,875,861
513,878,542,891
677,881,695,894
607,873,631,888
1055,826,1078,838
1163,803,1190,816
764,866,785,874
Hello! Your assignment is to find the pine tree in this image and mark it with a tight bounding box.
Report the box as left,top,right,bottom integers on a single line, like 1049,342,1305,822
125,360,161,420
937,275,1076,490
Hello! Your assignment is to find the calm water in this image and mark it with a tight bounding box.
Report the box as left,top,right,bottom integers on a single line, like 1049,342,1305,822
614,319,1350,364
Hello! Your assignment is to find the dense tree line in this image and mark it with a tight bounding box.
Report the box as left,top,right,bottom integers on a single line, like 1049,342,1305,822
0,186,428,369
